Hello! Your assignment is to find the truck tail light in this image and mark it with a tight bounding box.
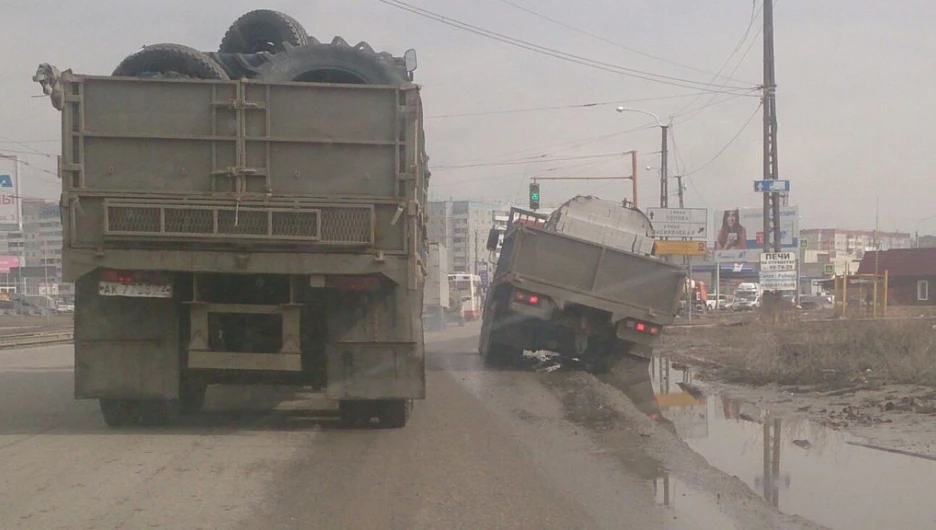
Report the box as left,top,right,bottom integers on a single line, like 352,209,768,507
326,275,381,291
514,290,542,306
624,318,661,335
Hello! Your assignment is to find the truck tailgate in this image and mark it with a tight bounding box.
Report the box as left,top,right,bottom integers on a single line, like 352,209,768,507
505,226,684,317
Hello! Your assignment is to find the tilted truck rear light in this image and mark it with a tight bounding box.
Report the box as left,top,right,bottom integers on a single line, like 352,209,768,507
513,289,545,306
621,318,661,336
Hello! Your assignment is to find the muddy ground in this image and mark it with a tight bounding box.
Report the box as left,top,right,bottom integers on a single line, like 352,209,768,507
661,310,936,460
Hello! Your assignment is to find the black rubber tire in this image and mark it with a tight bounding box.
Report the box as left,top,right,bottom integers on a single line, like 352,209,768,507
99,399,138,427
251,39,408,85
479,302,524,369
179,380,208,416
219,10,309,54
375,399,411,429
339,400,372,427
138,400,180,427
112,43,230,80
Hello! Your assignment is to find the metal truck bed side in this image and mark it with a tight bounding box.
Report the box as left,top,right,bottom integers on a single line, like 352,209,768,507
498,225,683,323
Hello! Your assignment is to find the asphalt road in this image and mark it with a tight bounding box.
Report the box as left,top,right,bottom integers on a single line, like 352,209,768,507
0,326,821,530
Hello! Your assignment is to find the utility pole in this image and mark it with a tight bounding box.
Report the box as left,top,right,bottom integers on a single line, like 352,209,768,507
630,150,639,208
675,175,685,208
660,125,669,208
762,0,781,254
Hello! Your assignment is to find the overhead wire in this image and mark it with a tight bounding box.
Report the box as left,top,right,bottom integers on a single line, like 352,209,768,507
672,1,761,118
494,0,754,86
425,91,756,120
439,123,657,167
682,102,762,177
0,152,60,181
433,151,626,170
376,0,759,93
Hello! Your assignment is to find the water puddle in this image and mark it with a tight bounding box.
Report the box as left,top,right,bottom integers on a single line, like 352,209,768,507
651,357,936,529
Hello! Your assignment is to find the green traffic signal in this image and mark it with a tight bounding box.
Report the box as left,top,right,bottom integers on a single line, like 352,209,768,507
528,183,540,209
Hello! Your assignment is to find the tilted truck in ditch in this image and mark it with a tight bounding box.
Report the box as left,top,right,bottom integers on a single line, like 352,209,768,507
479,196,687,371
34,10,428,428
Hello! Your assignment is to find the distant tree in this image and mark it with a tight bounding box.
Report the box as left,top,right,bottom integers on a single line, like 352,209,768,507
918,235,936,248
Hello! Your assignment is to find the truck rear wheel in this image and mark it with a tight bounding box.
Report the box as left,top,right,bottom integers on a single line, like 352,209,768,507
139,400,180,426
339,399,412,428
375,399,411,429
99,399,137,427
179,379,208,416
479,302,524,368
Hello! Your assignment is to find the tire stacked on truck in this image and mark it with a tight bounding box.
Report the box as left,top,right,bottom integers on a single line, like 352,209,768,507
104,10,414,428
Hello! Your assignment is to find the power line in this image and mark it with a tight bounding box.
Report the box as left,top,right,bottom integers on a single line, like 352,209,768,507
0,153,60,181
376,0,759,93
434,152,626,170
446,124,657,167
495,0,755,86
672,1,761,118
683,103,762,176
425,91,756,119
672,25,764,125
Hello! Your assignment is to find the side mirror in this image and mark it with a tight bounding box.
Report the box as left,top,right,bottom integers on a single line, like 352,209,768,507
486,227,501,251
404,49,418,73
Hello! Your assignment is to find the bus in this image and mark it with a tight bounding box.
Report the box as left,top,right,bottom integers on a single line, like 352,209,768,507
448,273,483,321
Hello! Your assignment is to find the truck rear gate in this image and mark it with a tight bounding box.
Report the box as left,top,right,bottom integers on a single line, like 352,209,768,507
49,72,428,426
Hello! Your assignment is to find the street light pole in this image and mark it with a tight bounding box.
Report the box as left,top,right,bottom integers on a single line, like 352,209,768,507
616,107,668,208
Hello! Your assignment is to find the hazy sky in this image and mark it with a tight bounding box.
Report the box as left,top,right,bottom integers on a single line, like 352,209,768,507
2,0,934,233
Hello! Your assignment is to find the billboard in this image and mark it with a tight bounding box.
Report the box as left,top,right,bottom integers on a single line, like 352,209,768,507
0,157,20,228
714,206,799,257
0,256,20,273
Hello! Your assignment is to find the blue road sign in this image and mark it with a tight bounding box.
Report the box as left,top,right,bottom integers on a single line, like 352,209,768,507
754,180,790,193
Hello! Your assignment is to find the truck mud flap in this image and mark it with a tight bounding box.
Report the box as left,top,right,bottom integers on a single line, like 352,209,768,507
326,342,425,400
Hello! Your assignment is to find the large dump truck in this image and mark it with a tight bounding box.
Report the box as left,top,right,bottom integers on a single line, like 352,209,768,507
34,12,428,428
479,196,686,371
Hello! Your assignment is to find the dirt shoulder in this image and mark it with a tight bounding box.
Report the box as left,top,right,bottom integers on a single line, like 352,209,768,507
662,312,936,459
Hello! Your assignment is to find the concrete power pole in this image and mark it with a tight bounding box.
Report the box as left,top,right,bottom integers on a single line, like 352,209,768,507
676,175,685,209
762,0,782,253
660,125,669,208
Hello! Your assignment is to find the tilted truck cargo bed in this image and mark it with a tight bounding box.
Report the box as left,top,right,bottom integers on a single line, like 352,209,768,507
494,225,684,325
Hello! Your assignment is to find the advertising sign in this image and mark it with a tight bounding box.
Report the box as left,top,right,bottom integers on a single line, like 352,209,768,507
759,251,797,272
0,256,20,273
646,208,708,239
714,206,799,257
0,157,21,228
654,240,707,256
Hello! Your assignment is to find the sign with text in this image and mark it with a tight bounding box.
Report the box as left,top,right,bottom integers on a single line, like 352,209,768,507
647,208,708,239
754,180,791,193
759,251,797,272
654,240,707,256
0,158,20,228
759,271,797,291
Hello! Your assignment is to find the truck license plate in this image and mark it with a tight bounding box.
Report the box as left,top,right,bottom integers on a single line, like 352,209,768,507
98,282,172,298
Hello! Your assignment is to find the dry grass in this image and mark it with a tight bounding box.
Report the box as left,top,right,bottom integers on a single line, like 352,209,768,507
663,315,936,388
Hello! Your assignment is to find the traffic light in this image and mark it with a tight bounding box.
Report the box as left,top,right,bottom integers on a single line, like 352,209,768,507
529,182,540,210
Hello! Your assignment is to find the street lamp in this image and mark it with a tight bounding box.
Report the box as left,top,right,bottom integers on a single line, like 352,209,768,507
616,107,669,207
915,214,936,248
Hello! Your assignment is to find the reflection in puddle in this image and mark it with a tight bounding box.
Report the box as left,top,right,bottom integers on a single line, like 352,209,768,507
652,357,936,529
